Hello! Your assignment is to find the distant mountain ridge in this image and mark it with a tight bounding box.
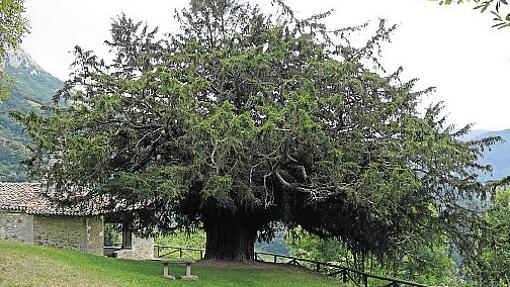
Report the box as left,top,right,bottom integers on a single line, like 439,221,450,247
0,48,63,181
4,48,44,72
466,129,510,182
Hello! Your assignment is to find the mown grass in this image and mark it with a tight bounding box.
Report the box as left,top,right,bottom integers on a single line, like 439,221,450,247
0,240,340,287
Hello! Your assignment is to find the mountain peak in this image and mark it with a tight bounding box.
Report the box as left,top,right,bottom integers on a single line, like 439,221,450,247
3,48,44,75
0,48,63,182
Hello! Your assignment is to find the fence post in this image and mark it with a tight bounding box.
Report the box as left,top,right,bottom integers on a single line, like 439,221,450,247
160,246,426,287
342,269,348,283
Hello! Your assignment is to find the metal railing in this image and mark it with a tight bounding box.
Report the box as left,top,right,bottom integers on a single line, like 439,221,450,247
154,245,428,287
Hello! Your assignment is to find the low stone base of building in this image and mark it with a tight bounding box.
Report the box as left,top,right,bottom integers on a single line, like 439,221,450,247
113,234,154,260
0,212,103,255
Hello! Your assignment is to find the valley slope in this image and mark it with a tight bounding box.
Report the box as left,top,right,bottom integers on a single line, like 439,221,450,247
0,49,63,181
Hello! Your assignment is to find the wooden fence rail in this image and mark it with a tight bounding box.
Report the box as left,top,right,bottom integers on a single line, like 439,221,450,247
156,245,204,260
254,251,428,287
155,245,428,287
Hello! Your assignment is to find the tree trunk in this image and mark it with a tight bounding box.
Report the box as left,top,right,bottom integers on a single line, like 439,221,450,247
203,214,258,261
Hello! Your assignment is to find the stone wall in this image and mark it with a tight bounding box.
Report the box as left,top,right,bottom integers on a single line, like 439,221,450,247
32,215,103,255
86,216,104,256
33,215,87,251
0,212,34,243
114,234,154,260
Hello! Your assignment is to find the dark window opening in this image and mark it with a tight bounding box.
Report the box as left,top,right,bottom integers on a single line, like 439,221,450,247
122,225,132,250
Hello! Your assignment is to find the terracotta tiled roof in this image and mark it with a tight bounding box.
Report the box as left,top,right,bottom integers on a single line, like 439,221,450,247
0,182,94,216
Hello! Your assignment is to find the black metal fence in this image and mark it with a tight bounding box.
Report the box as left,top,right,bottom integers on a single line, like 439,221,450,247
155,245,428,287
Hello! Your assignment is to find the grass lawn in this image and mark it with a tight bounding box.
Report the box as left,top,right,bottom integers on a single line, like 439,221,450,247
0,240,340,287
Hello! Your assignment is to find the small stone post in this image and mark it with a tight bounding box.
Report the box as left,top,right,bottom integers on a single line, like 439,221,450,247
163,263,169,277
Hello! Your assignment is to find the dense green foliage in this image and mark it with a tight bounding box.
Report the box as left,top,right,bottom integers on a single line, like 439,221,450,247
16,0,497,262
0,0,29,99
0,50,63,182
104,223,122,246
156,230,207,249
0,240,339,287
287,227,466,286
469,188,510,285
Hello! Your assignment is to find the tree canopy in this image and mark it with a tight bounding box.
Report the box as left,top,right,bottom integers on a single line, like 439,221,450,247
16,0,498,262
0,0,29,99
434,0,510,28
468,188,510,284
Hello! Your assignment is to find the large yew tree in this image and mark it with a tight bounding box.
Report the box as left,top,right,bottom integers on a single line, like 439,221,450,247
17,0,497,261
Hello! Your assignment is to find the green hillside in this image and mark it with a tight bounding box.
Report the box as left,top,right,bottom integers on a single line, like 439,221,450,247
0,241,339,287
0,49,63,181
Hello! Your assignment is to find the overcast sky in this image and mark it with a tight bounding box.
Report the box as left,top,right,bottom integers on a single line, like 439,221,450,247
21,0,510,131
